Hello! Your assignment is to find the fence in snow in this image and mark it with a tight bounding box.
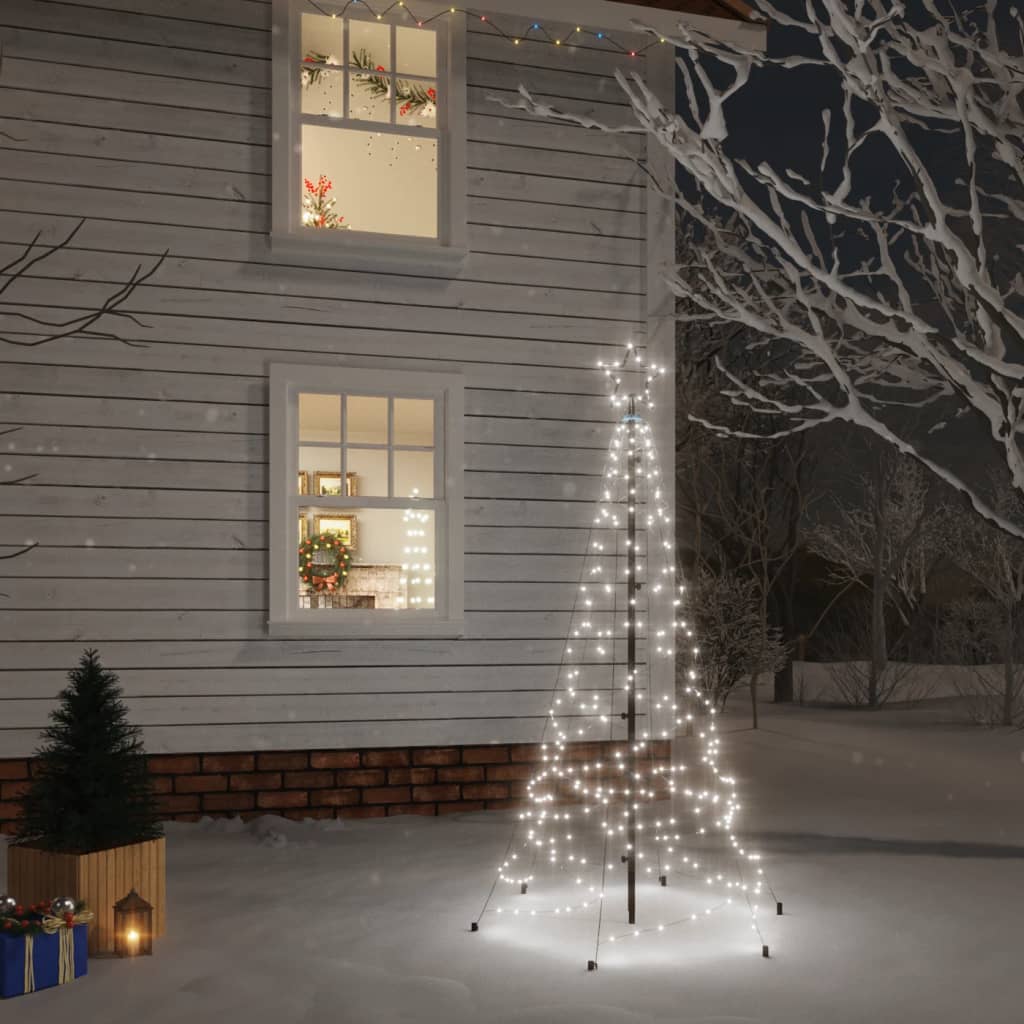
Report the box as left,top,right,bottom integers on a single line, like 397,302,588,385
789,661,1010,705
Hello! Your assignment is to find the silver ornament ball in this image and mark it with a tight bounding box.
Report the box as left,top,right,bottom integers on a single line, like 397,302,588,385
50,896,76,916
0,894,16,916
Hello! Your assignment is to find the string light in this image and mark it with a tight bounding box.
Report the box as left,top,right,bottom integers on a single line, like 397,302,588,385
474,343,777,966
397,496,434,608
304,1,667,57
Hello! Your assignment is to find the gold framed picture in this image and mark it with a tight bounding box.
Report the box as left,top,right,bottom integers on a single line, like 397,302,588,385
315,514,357,548
298,511,309,543
313,471,358,497
298,470,310,495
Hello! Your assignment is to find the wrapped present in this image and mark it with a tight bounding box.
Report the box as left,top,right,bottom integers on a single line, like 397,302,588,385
0,905,90,999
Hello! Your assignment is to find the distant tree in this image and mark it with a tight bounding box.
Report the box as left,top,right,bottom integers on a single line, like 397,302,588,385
14,650,163,853
944,484,1024,726
809,443,948,705
815,602,933,707
688,567,788,712
676,336,818,715
941,597,1024,727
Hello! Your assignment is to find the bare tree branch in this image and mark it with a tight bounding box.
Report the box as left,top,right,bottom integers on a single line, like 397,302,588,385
0,219,166,348
0,542,37,562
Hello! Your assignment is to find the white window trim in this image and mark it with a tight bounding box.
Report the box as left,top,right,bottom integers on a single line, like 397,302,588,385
268,363,465,638
270,0,468,271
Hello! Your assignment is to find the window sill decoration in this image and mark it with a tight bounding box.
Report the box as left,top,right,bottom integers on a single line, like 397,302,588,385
302,175,349,229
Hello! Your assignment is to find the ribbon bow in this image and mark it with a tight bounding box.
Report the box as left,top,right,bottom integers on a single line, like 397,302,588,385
311,572,339,592
22,910,93,993
40,909,93,934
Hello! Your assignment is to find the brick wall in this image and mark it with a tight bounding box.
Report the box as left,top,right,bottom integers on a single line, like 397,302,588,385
0,740,671,833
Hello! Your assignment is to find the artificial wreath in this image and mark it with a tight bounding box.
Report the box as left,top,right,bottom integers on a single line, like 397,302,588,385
351,49,437,117
299,532,353,593
0,901,91,938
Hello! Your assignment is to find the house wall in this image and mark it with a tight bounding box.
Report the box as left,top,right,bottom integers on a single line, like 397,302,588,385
0,0,672,818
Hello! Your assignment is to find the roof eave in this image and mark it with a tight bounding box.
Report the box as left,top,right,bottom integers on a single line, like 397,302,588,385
478,0,766,48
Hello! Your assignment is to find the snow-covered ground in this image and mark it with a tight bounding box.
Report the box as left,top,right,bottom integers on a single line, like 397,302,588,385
4,701,1022,1023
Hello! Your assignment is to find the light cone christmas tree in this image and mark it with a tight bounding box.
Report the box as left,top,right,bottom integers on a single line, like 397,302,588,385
472,345,779,969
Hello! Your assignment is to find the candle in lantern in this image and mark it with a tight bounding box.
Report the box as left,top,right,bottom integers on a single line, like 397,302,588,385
113,889,154,957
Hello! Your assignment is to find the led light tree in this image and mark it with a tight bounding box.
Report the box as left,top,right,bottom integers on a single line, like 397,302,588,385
472,346,778,970
399,496,434,610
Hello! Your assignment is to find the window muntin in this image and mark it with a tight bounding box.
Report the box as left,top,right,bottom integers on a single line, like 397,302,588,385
292,388,444,618
298,11,440,238
298,393,436,500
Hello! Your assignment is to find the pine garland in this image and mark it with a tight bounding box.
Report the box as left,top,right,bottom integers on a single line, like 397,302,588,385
350,48,437,117
0,901,91,938
301,50,332,87
13,650,163,854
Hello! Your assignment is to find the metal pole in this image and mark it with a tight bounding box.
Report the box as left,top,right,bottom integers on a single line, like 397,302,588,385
626,398,638,925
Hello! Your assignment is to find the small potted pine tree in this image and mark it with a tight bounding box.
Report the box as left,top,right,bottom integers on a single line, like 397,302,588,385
6,650,166,954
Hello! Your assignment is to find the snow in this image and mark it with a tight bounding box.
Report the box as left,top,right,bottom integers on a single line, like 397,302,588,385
4,701,1022,1022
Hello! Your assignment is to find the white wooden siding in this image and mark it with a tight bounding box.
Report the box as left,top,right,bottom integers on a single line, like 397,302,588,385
0,0,667,755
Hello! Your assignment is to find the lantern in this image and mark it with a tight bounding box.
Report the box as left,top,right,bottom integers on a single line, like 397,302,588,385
113,889,153,957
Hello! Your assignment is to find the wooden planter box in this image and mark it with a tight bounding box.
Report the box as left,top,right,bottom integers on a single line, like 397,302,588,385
6,837,165,955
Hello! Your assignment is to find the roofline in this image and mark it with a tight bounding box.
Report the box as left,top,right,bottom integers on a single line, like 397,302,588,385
479,0,766,48
707,0,758,21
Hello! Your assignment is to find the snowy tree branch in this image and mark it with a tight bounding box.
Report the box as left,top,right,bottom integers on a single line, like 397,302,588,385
503,1,1024,537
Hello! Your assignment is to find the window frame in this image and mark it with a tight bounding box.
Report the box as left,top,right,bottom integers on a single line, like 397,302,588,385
269,363,465,638
271,0,468,270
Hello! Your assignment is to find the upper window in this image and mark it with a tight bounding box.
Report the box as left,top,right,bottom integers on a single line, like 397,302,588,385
269,364,464,637
272,0,467,260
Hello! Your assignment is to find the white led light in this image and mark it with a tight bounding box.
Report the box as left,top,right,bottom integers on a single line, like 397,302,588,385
478,339,771,958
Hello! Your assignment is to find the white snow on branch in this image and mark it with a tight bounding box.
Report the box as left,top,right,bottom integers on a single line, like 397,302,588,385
502,1,1024,538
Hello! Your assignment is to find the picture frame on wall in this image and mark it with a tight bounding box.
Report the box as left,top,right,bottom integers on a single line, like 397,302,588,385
298,470,310,495
298,511,309,543
313,471,358,497
314,514,357,548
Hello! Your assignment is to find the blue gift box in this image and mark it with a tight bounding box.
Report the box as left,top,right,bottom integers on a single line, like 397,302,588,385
0,923,88,998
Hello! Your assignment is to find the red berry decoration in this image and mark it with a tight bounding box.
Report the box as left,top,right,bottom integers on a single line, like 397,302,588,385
351,47,438,117
302,175,346,230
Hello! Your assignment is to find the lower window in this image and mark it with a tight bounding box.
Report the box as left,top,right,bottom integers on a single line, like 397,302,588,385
269,364,464,636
